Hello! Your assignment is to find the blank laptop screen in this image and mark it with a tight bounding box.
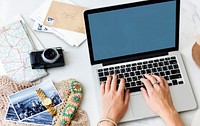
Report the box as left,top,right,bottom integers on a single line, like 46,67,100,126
87,0,177,61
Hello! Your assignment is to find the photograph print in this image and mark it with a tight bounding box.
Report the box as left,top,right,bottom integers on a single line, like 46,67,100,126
9,79,62,120
5,104,19,121
5,103,53,125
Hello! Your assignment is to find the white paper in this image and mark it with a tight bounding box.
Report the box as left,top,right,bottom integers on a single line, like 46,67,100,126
53,28,86,46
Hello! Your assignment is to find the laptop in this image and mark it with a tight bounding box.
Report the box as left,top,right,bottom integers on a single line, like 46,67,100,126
84,0,197,122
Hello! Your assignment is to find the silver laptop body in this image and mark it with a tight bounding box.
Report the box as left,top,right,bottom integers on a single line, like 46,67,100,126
84,0,197,123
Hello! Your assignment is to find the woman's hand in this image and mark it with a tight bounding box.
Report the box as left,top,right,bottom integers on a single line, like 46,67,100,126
140,74,184,126
99,74,130,125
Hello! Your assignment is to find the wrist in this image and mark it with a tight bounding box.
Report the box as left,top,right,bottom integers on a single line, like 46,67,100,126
98,121,115,126
100,113,118,124
161,109,184,126
97,118,117,126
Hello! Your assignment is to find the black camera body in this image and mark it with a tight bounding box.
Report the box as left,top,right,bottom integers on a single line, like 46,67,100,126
30,47,65,69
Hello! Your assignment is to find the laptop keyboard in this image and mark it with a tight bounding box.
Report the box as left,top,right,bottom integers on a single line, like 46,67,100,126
97,56,184,93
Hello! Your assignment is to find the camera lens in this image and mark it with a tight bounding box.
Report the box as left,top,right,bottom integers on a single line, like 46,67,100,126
44,49,57,60
42,48,60,64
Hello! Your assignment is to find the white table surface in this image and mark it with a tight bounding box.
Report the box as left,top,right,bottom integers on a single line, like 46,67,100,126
0,0,200,126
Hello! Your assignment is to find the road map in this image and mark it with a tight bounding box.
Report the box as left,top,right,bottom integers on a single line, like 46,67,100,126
0,21,47,82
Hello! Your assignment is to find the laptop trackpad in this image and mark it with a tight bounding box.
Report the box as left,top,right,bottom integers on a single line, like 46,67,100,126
130,94,156,119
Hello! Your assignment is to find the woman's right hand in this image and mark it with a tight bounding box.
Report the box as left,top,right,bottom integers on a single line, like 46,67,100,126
140,74,184,126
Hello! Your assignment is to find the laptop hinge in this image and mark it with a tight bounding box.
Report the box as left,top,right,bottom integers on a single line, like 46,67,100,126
102,51,168,66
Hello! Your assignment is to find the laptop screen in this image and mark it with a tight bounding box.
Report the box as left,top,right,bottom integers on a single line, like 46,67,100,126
85,0,178,64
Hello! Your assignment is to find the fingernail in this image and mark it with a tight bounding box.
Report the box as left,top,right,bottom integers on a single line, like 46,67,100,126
127,89,130,93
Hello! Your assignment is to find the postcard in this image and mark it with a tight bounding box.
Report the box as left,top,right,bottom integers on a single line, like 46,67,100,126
9,79,62,121
44,1,87,34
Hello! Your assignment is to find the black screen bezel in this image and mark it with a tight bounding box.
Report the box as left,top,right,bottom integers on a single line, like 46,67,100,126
84,0,180,65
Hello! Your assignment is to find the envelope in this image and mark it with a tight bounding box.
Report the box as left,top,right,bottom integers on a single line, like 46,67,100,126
44,1,87,34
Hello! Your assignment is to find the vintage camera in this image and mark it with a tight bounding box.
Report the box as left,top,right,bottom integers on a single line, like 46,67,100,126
30,47,65,69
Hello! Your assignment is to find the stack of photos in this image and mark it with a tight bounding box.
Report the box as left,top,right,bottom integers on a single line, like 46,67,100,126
5,79,62,125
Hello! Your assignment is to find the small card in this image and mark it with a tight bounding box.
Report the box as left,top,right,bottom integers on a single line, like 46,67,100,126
8,79,62,121
44,1,87,34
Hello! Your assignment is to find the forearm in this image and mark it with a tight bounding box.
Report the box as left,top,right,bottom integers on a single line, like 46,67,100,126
161,110,184,126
